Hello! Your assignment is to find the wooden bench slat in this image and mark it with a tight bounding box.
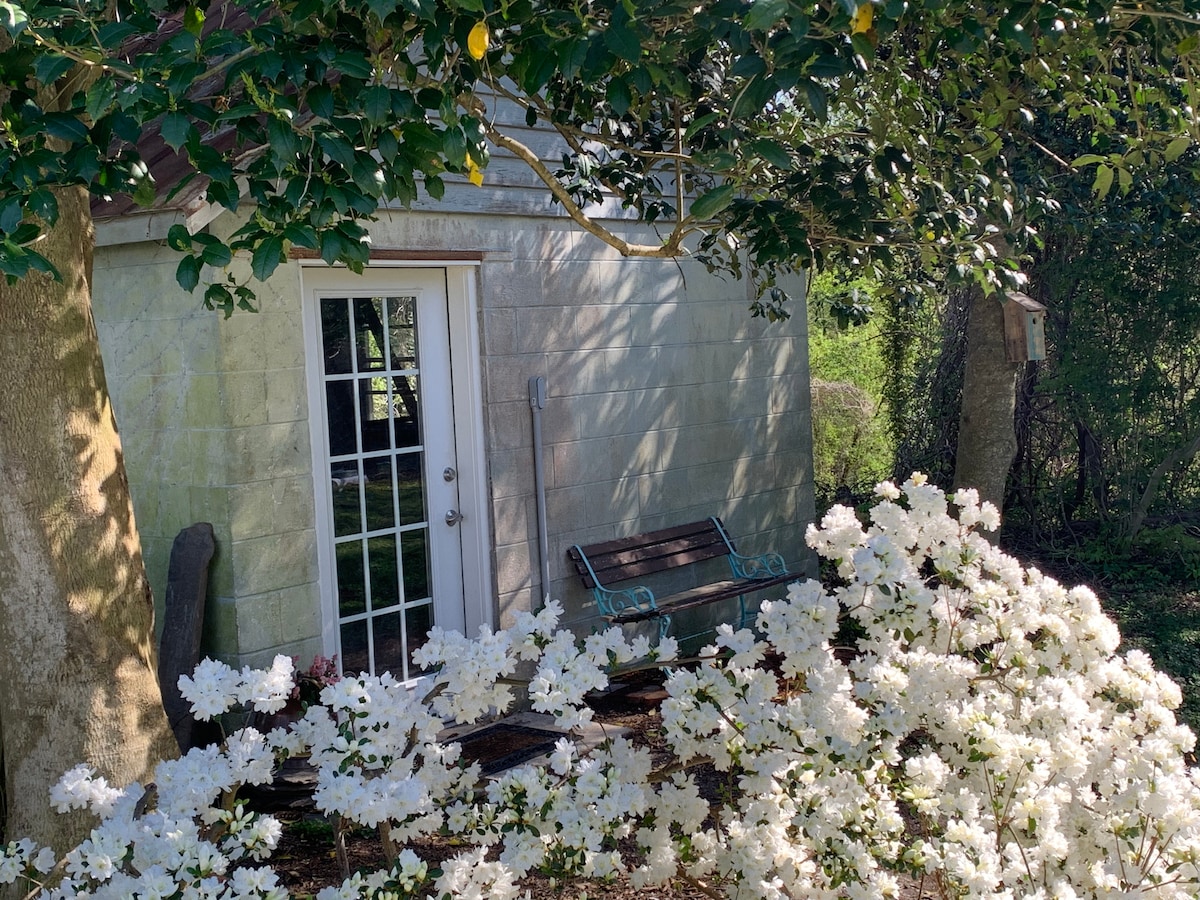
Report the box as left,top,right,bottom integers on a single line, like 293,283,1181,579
610,571,796,624
573,520,717,557
569,520,732,589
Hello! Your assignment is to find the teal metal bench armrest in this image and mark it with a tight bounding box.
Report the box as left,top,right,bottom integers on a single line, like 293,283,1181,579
593,583,658,620
709,517,789,580
726,548,788,580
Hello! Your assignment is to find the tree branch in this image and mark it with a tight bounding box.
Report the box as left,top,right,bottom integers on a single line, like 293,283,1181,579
485,124,689,258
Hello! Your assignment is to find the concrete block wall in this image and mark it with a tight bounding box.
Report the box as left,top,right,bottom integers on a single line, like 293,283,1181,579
93,241,324,669
93,205,814,668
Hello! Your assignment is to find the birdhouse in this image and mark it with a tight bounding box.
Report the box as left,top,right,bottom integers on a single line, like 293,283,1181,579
1002,292,1047,362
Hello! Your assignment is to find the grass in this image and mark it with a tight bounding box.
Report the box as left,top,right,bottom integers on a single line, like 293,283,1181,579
1100,585,1200,735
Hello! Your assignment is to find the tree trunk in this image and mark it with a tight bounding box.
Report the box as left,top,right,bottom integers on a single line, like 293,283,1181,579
953,287,1020,513
1125,427,1200,543
0,185,176,854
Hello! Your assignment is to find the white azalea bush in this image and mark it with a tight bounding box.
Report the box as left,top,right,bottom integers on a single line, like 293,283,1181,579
5,475,1200,899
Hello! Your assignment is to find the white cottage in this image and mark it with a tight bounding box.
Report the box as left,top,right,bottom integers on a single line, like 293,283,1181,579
89,111,815,676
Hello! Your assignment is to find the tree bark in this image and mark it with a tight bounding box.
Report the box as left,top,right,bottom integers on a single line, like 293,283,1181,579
953,287,1021,514
1125,426,1200,543
0,185,176,854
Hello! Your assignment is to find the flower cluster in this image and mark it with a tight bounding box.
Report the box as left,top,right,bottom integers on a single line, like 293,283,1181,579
6,475,1200,899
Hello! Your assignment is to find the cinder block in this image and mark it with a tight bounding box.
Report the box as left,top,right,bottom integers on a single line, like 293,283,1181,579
185,375,223,429
230,528,318,597
494,541,534,598
487,400,535,451
488,449,537,500
483,308,518,356
485,353,549,403
202,594,241,662
264,368,308,425
234,590,283,654
220,371,269,428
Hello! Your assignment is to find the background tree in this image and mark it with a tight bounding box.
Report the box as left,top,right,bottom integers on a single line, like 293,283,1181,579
3,0,1200,851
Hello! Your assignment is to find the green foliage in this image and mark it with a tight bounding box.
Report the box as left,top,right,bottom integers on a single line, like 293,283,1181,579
807,273,894,501
2,0,1199,314
1009,192,1200,534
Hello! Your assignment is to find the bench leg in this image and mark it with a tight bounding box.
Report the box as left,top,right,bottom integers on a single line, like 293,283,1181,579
658,614,672,645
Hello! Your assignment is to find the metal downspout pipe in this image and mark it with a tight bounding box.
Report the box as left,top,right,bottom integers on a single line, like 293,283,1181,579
529,376,551,610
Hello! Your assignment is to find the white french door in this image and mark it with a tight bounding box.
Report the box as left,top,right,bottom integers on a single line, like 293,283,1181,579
303,267,471,679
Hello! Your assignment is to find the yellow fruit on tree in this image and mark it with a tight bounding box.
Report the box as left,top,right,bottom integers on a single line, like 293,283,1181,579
467,21,489,60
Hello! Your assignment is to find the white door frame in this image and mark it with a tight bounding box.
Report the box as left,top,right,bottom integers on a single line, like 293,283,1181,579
300,261,494,664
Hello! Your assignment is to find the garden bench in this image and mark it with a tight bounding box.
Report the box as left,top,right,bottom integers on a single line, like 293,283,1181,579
568,518,795,642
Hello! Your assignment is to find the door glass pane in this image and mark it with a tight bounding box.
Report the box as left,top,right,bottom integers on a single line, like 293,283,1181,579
336,542,366,617
355,298,387,372
363,457,395,532
401,528,430,602
321,298,352,376
359,378,391,453
326,382,356,456
340,619,370,675
368,536,399,610
406,604,433,676
373,612,404,675
388,297,416,368
396,452,425,525
393,374,420,447
331,463,362,537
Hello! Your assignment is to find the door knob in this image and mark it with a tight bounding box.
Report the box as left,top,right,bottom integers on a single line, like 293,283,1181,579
445,509,464,526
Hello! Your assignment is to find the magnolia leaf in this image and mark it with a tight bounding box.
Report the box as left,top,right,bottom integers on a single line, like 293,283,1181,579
0,196,22,233
467,21,489,60
307,84,334,120
0,1,29,35
744,0,788,32
1092,164,1114,200
33,53,74,86
183,5,204,37
802,79,828,122
605,19,641,63
998,18,1032,53
684,112,722,141
282,223,319,249
42,113,89,144
850,2,873,35
200,241,232,268
690,183,736,220
1071,153,1107,167
606,78,632,116
362,85,391,126
748,139,792,170
1117,165,1132,194
1165,136,1190,163
176,254,202,292
251,234,285,282
166,224,192,251
160,111,191,151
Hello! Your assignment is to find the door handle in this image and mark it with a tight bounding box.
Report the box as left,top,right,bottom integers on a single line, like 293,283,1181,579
445,509,464,526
